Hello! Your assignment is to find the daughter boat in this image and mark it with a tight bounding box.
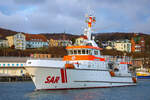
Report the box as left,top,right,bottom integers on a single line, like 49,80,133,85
25,14,136,90
136,67,150,79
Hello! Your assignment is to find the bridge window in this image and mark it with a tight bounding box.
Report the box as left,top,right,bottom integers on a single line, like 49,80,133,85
94,50,98,55
74,50,77,54
68,50,71,55
70,50,73,55
12,64,14,66
82,49,85,54
78,50,81,54
0,64,1,66
7,64,10,66
88,50,92,55
86,50,88,54
68,49,93,55
3,64,5,67
68,50,73,55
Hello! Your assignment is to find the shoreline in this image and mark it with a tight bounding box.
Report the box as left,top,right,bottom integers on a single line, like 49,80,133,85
0,76,32,82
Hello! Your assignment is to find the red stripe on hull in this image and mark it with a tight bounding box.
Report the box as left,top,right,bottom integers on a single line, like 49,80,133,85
64,69,67,83
60,69,65,83
36,85,136,91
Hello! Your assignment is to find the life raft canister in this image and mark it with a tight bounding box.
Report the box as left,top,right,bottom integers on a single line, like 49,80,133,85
132,77,137,83
65,64,75,69
109,70,115,77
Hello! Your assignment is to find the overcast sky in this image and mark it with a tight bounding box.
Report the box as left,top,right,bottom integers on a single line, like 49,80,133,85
0,0,150,35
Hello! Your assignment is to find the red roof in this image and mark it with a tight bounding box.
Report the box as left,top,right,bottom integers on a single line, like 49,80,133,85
25,34,47,42
80,36,88,39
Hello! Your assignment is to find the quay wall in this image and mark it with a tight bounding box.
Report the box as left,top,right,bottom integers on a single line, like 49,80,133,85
0,57,27,77
0,57,62,77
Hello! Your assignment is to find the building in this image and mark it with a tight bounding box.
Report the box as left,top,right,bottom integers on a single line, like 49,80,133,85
131,36,145,52
49,39,60,47
0,62,26,76
0,57,28,76
13,33,48,49
14,33,26,50
26,34,48,48
49,38,72,47
49,34,72,47
106,46,113,50
101,40,115,49
114,40,131,52
6,35,14,47
75,36,88,45
0,38,8,48
102,39,131,52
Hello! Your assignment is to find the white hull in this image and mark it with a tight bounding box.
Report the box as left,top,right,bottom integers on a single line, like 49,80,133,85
26,67,136,90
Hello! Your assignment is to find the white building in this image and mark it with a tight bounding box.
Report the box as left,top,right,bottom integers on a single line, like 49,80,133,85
25,34,48,48
14,33,26,50
114,40,131,52
101,40,115,49
0,38,8,48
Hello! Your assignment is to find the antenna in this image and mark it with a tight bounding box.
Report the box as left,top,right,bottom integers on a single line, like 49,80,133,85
84,8,96,40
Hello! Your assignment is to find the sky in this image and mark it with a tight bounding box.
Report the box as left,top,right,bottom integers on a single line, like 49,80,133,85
0,0,150,35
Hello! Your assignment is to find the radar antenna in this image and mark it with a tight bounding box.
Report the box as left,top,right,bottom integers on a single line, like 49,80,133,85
84,10,96,40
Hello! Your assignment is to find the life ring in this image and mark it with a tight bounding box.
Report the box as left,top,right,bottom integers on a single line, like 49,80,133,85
65,64,75,69
109,70,115,77
132,77,137,83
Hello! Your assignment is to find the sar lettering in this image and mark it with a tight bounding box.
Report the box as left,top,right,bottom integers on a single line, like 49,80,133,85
45,76,60,84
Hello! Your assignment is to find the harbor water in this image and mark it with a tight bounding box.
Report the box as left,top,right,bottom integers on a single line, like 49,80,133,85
0,79,150,100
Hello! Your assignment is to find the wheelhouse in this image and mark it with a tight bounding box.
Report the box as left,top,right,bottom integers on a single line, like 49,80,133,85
63,45,104,61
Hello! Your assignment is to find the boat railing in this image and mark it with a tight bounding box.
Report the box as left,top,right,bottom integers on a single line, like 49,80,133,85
28,57,63,61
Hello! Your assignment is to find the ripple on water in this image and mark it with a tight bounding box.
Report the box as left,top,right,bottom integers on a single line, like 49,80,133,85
0,80,150,100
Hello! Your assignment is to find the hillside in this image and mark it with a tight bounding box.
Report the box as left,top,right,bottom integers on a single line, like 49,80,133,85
40,33,79,40
0,27,150,57
94,32,149,41
0,28,18,39
0,27,149,42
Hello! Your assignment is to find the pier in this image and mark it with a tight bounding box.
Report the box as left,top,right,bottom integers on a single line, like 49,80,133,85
0,57,62,82
0,57,29,82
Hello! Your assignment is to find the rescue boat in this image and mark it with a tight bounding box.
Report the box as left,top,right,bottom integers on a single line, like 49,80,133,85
25,14,136,90
136,67,150,79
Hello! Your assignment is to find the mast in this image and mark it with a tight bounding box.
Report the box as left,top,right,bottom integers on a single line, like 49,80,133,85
84,14,96,40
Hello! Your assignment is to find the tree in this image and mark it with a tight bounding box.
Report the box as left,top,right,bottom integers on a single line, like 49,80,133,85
10,45,15,49
71,38,76,45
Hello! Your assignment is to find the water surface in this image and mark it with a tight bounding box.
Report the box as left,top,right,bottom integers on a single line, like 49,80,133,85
0,80,150,100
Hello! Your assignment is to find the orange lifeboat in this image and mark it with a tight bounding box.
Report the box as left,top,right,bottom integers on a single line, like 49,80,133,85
65,64,75,69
